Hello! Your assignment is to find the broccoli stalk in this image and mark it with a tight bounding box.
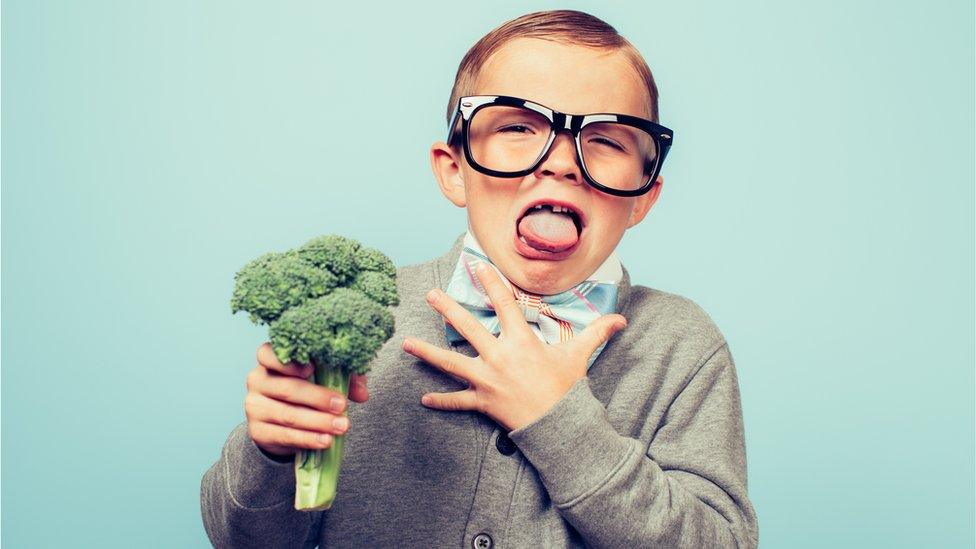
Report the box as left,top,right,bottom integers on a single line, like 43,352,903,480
231,235,398,511
294,362,350,510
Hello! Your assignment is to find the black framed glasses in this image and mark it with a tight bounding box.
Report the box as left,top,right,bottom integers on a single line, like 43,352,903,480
446,95,673,197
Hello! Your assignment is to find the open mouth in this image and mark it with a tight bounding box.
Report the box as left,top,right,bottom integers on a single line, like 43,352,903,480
514,199,585,259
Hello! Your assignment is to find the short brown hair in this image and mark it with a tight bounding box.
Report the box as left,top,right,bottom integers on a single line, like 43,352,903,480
445,9,661,144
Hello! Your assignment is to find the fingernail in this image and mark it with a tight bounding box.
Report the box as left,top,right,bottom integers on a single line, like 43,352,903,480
330,396,345,413
402,338,413,353
333,416,348,432
426,289,439,302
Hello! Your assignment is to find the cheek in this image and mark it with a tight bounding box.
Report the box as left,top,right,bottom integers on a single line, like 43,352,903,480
587,200,634,235
465,176,519,217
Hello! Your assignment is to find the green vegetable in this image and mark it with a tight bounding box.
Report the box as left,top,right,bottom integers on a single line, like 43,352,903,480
231,234,398,511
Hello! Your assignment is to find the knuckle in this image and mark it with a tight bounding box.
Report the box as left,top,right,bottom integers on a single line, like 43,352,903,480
445,355,466,375
247,421,265,443
264,377,290,401
461,317,483,338
286,428,310,449
279,407,299,428
513,330,536,347
309,386,333,411
493,292,517,309
473,393,488,414
281,429,299,448
313,432,332,448
481,346,502,364
246,367,262,390
243,392,260,414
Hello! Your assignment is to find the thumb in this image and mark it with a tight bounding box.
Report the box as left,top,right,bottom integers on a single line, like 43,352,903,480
573,314,628,357
348,374,369,403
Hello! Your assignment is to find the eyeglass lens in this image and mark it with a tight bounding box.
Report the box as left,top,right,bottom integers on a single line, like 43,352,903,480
467,105,658,192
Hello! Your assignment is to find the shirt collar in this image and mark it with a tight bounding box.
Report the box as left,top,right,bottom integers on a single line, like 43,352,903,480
434,232,636,344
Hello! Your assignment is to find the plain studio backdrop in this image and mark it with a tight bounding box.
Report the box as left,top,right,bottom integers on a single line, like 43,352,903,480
2,1,973,547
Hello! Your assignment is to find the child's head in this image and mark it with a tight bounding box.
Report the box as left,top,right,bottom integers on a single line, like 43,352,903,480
430,10,671,295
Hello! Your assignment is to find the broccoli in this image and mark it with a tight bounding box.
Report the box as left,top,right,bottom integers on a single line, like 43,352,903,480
231,234,399,511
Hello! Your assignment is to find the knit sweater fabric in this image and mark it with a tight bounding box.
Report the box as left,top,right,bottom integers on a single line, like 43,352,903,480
200,232,760,548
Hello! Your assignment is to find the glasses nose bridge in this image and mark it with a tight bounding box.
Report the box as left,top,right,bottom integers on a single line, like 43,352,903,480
550,111,582,136
538,113,584,180
546,111,585,154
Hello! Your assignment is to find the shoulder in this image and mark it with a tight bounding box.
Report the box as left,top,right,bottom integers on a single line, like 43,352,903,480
619,284,728,361
388,255,444,325
394,256,439,298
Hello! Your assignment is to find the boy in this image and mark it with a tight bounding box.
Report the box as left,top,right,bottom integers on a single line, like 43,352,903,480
202,9,759,548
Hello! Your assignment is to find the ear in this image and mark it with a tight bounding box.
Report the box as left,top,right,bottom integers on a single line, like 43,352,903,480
430,141,467,207
626,175,663,228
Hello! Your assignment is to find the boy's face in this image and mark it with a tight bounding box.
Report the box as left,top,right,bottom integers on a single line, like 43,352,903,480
431,37,663,295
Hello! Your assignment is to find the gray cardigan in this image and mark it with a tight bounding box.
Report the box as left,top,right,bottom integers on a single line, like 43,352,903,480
200,232,759,548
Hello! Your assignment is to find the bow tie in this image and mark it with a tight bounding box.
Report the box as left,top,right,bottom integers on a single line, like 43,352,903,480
443,238,620,369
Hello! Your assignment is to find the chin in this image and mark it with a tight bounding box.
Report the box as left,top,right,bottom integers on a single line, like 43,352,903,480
505,249,584,295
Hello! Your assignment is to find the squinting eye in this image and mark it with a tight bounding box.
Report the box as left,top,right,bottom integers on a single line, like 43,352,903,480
590,136,625,151
497,124,534,134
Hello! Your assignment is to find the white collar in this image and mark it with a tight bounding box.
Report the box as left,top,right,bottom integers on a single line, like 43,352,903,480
462,229,623,285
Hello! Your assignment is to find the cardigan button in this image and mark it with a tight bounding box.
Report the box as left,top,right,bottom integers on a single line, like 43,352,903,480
473,533,493,549
495,432,516,456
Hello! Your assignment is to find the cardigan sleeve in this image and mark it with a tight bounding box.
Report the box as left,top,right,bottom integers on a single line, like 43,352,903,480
200,421,324,548
507,342,759,549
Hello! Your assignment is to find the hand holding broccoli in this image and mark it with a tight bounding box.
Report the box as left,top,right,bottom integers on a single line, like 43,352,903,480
244,342,369,458
231,234,399,511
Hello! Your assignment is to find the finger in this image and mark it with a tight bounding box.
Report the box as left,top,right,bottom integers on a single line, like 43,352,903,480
348,374,369,403
257,342,314,378
403,337,480,386
426,288,496,352
248,393,350,436
570,314,628,359
473,262,534,339
258,369,349,414
420,388,480,412
249,420,335,451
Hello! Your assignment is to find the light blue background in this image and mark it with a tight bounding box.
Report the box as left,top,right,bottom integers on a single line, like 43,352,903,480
3,1,973,547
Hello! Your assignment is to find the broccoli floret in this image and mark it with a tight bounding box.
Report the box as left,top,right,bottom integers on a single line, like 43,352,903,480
230,234,398,511
230,251,339,325
269,288,395,375
354,245,397,278
295,234,362,285
350,270,399,307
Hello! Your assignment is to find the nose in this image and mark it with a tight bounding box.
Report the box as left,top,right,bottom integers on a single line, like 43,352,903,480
534,130,583,186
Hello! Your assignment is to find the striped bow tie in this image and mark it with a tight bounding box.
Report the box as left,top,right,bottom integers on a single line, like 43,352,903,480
443,235,620,369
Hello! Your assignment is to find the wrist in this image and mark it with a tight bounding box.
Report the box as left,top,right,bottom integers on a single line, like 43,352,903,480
504,384,570,432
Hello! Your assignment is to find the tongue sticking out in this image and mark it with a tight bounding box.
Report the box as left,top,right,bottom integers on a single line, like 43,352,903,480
517,208,579,253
